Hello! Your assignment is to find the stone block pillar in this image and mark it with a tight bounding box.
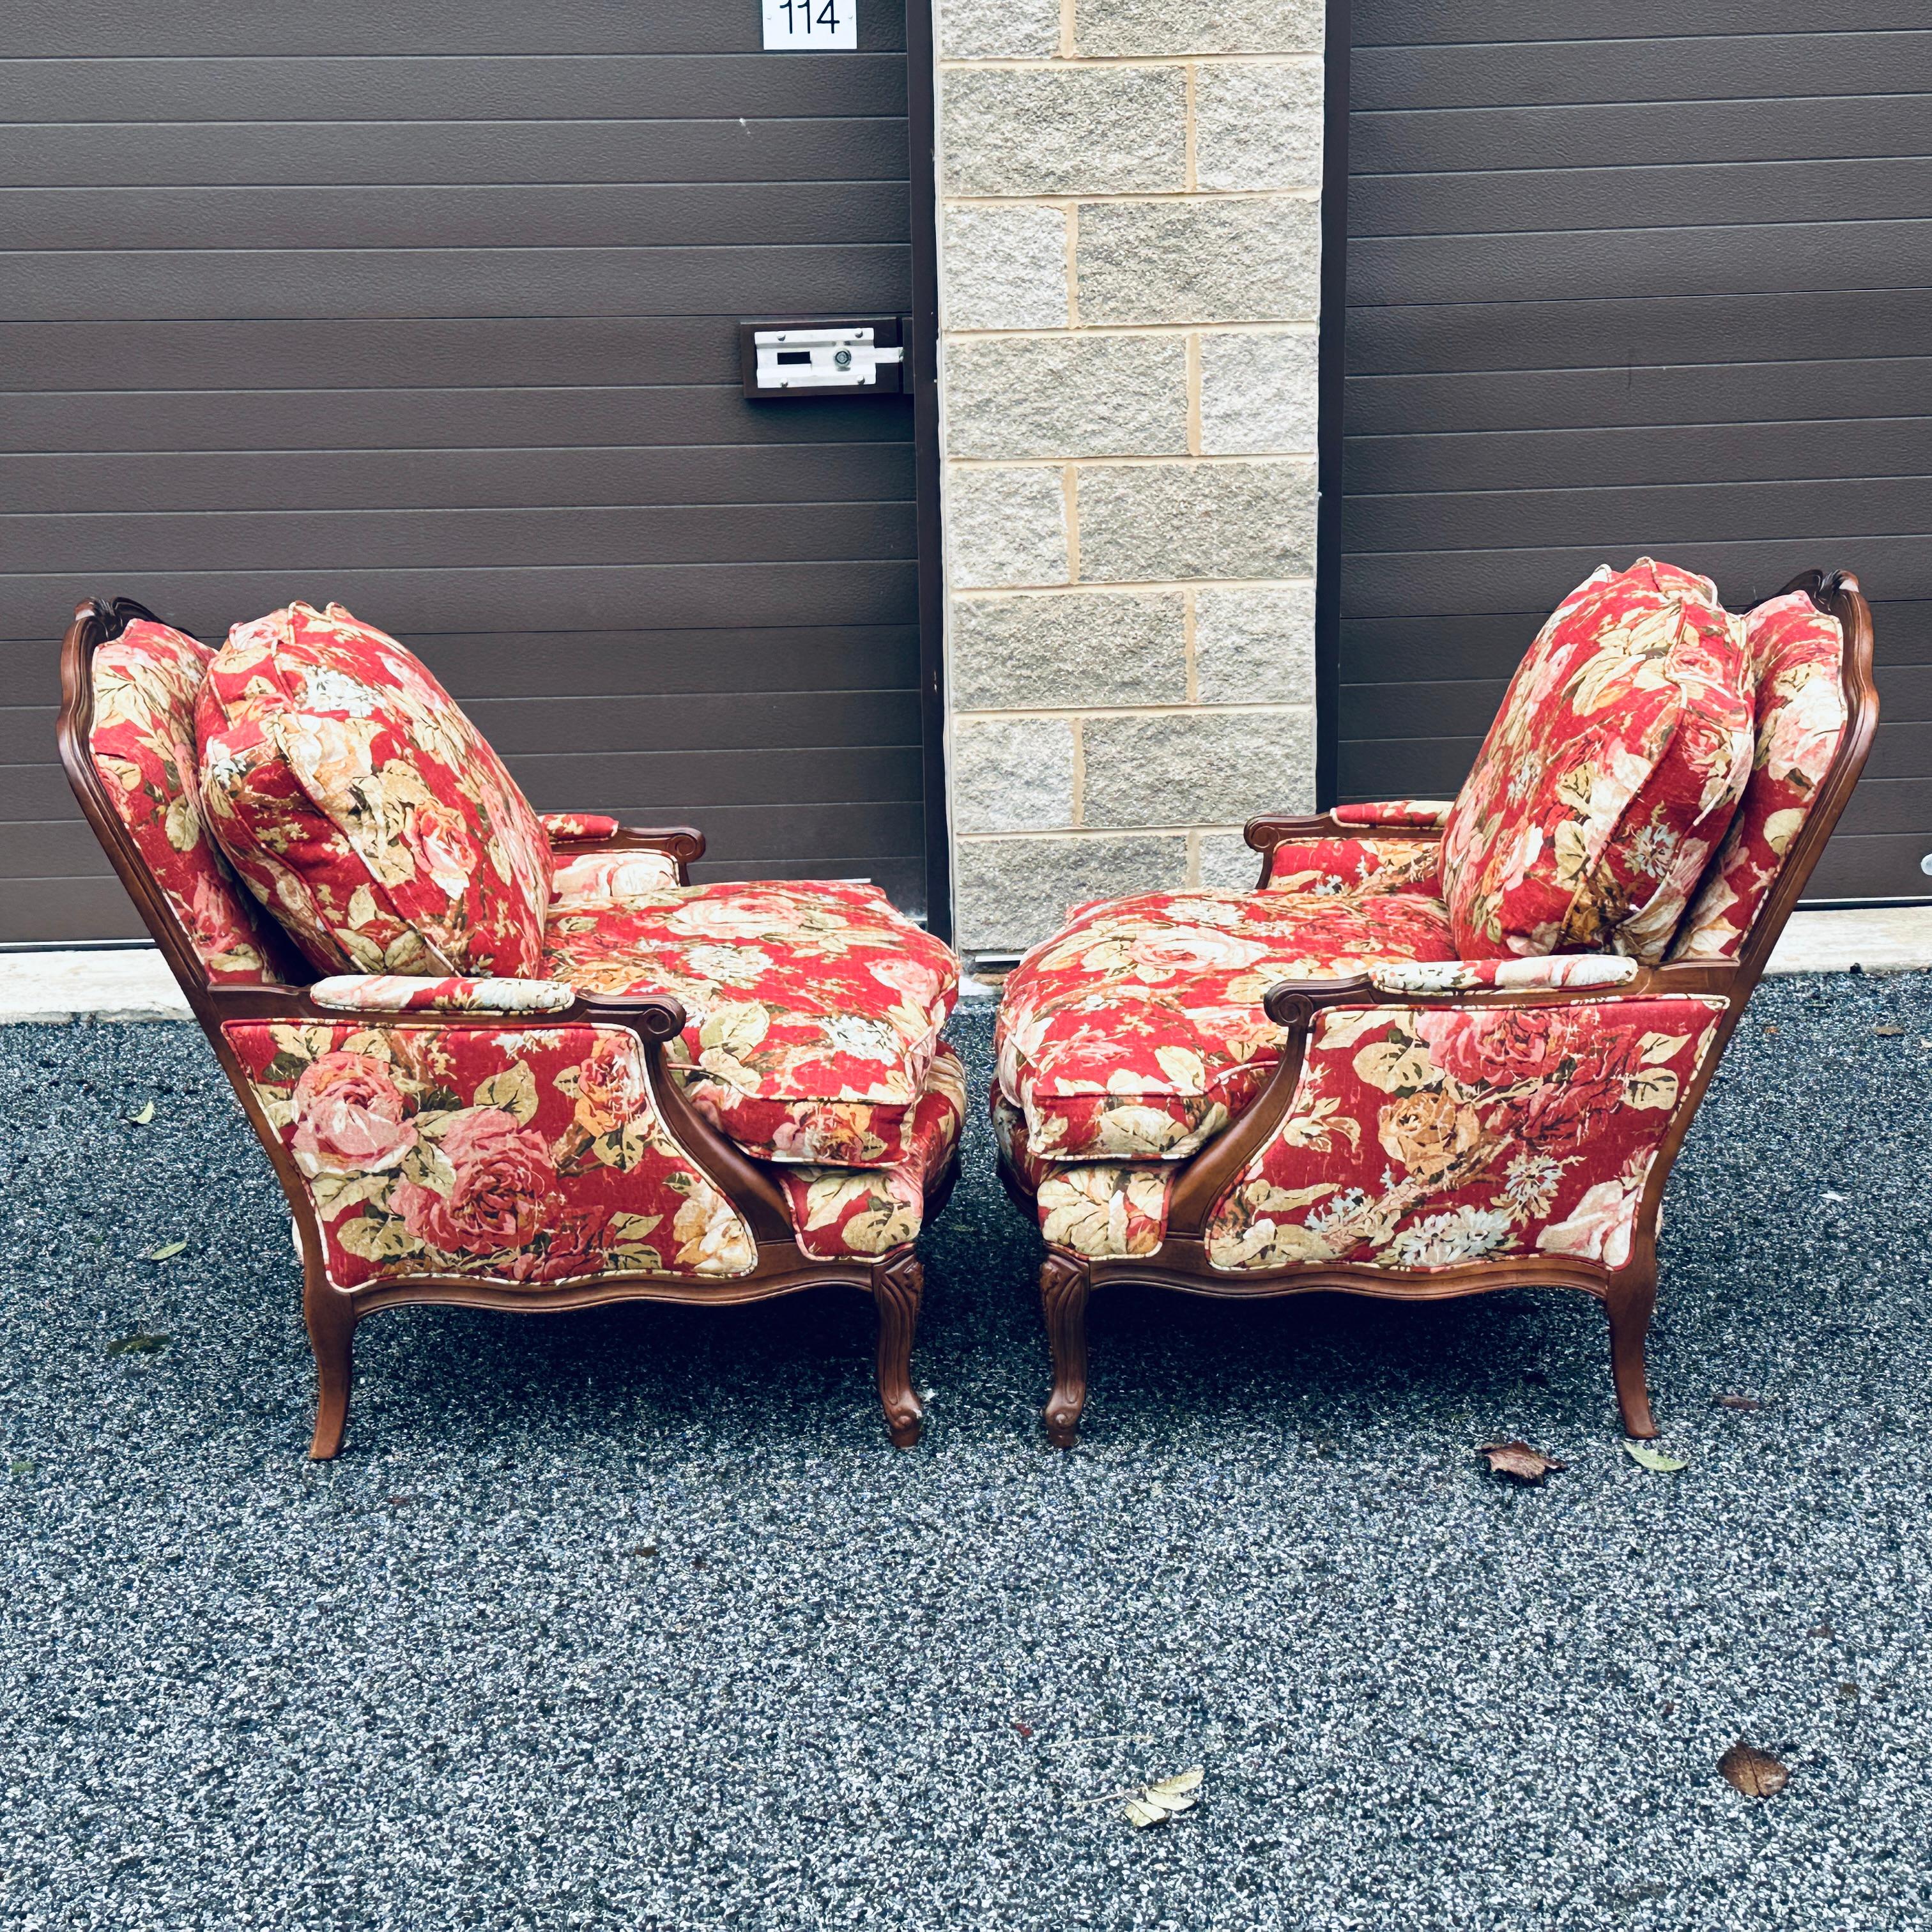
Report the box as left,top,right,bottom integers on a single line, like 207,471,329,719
933,0,1327,957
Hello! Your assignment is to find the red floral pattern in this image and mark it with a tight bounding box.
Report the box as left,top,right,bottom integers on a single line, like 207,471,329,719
995,886,1458,1162
540,813,620,841
1368,956,1638,995
1202,997,1726,1272
1672,591,1848,962
309,975,576,1015
226,1020,755,1290
1264,837,1442,896
549,849,684,906
991,1089,1171,1259
780,1045,967,1259
197,602,554,978
86,620,284,985
543,879,959,1168
1439,560,1756,963
1333,801,1453,829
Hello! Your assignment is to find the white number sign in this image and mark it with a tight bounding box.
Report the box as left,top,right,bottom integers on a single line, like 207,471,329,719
762,0,856,50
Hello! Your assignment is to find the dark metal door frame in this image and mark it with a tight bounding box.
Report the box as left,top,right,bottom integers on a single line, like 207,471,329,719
1314,0,1352,814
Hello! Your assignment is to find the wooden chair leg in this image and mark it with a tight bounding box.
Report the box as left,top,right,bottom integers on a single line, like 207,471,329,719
1604,1269,1659,1439
871,1250,924,1448
303,1276,356,1460
1040,1249,1091,1448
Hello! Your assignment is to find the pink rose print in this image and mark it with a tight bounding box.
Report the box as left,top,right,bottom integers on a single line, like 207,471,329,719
394,1107,557,1255
290,1052,418,1174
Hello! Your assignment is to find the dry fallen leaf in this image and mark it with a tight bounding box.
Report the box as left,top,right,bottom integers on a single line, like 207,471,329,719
1715,1395,1764,1411
1761,1023,1779,1035
106,1332,169,1356
144,1239,188,1262
1718,1742,1789,1797
1873,1024,1904,1037
1123,1767,1204,1828
1476,1440,1565,1482
126,1100,155,1125
1624,1442,1689,1473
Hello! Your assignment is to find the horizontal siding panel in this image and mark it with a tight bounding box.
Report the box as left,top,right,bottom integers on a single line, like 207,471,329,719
1344,477,1932,554
1353,97,1932,176
1344,418,1932,495
1351,34,1932,114
0,502,916,573
0,2,907,57
1351,2,1924,41
0,444,916,515
0,561,919,642
1803,833,1932,900
0,385,914,455
0,245,914,324
1347,289,1932,378
0,118,910,192
0,878,149,942
0,182,910,252
1348,220,1932,308
1349,157,1932,238
1344,358,1932,436
0,56,909,123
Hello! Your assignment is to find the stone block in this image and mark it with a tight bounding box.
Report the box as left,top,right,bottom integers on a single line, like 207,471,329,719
955,834,1188,953
952,717,1077,833
1082,707,1316,827
942,204,1070,331
951,589,1188,709
1075,195,1320,325
1193,60,1324,192
1198,829,1264,889
944,334,1188,460
939,0,1062,58
1074,0,1324,56
1198,330,1319,454
942,66,1185,196
946,465,1070,588
1194,581,1316,702
1076,459,1315,581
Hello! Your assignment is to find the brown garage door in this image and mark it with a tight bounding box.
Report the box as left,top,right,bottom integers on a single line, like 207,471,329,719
1339,1,1932,901
0,3,931,943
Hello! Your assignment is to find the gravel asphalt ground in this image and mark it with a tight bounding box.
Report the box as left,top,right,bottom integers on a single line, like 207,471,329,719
2,972,1929,1931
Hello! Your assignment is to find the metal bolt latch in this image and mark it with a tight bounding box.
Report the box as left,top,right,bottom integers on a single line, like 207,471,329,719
751,326,904,391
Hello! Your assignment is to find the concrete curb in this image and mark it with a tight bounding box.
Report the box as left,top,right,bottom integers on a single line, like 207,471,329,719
4,906,1929,1022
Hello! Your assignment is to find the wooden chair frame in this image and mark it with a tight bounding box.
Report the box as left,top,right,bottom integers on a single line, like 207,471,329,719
998,571,1880,1445
57,597,955,1456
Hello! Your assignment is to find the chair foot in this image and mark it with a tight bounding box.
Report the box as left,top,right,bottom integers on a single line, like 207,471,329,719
871,1252,924,1448
304,1281,356,1460
1605,1272,1659,1439
1040,1249,1091,1448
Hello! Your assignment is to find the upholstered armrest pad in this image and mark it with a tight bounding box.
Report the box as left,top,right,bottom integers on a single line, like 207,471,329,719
539,812,620,841
1266,836,1441,895
1367,956,1639,995
1333,800,1455,829
549,848,683,905
309,974,578,1014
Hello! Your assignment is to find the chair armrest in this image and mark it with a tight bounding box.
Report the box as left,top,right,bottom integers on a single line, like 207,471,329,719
309,974,578,1015
1367,956,1637,996
539,812,620,841
1332,800,1453,829
542,820,705,886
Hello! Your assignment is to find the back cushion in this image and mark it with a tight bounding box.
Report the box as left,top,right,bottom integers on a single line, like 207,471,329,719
1439,558,1756,963
88,619,285,985
1670,590,1848,961
196,602,553,976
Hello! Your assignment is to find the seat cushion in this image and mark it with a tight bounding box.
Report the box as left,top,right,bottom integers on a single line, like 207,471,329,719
543,878,959,1167
992,1087,1173,1261
197,602,554,977
994,886,1458,1162
1671,589,1849,962
1439,558,1756,963
87,619,286,985
781,1043,967,1259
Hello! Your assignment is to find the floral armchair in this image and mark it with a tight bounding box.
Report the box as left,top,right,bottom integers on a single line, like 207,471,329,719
992,564,1878,1444
59,596,963,1455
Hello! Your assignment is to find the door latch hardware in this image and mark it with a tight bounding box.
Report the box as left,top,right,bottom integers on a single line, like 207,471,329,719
739,318,908,398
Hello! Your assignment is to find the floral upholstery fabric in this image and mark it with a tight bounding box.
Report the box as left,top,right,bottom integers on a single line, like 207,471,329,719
1333,801,1453,829
992,1090,1171,1260
309,975,576,1015
1367,956,1638,995
1438,560,1756,963
995,887,1458,1163
197,602,554,978
1203,997,1726,1273
540,813,620,841
550,848,684,906
543,879,959,1168
1264,836,1442,897
88,620,285,985
781,1045,967,1259
1671,591,1849,962
225,1020,756,1291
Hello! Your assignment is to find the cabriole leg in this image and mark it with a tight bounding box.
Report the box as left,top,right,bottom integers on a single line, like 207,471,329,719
303,1275,356,1460
1039,1248,1091,1448
1604,1269,1659,1439
871,1250,924,1449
